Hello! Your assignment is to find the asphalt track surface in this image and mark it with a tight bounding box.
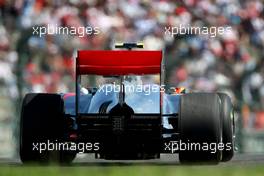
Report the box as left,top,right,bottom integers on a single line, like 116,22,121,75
1,153,264,166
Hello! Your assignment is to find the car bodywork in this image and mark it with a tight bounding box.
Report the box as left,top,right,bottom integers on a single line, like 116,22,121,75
63,83,180,133
60,49,182,159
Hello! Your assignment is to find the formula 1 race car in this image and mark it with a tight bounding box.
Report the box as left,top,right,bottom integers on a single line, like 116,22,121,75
20,43,235,164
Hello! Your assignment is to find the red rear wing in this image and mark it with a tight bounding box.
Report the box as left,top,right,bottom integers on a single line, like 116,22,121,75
77,50,162,75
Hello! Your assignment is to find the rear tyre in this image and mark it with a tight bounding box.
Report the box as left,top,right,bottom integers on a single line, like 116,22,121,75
20,93,76,164
179,93,222,164
218,93,234,162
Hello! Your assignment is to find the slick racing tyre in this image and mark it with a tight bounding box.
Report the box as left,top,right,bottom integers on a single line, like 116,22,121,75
20,93,76,164
179,93,222,164
217,93,234,162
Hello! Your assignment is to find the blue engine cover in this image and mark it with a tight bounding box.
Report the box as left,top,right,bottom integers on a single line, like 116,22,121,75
63,84,181,129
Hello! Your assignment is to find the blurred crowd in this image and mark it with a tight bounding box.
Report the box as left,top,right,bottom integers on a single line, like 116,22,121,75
0,0,264,130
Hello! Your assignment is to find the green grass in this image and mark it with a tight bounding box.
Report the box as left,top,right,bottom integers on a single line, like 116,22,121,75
0,165,264,176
